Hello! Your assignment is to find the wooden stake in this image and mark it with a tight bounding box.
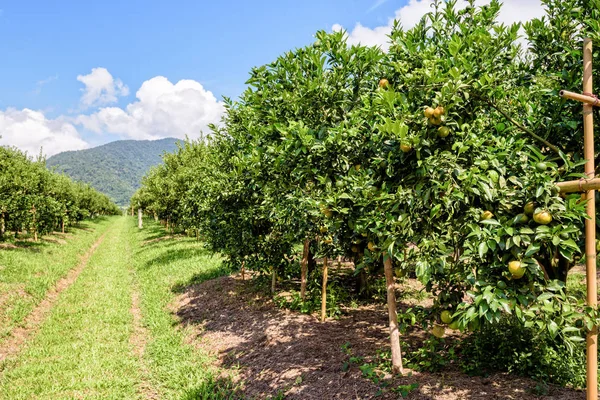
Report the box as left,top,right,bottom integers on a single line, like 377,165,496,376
321,257,328,322
582,38,598,400
300,239,309,300
241,261,245,281
383,252,403,374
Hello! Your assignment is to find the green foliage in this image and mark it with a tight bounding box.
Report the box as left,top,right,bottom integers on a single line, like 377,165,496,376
47,138,181,206
133,0,600,386
405,337,458,373
460,316,587,388
0,146,120,240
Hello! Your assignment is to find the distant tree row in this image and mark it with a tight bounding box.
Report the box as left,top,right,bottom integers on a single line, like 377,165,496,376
132,0,600,380
0,146,121,241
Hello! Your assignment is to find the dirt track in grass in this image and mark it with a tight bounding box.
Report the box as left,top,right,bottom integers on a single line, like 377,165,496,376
0,232,106,363
175,274,586,400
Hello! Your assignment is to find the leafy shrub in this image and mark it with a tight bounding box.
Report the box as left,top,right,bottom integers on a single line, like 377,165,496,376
460,316,586,388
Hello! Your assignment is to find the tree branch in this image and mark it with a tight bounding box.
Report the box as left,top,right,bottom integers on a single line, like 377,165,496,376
478,95,564,154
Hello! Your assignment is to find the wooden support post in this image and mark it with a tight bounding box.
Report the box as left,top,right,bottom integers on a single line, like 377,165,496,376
321,257,328,322
383,252,403,374
271,267,276,294
582,38,598,400
300,239,309,300
138,208,143,229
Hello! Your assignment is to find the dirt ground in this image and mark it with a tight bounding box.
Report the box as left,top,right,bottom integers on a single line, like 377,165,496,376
174,274,586,400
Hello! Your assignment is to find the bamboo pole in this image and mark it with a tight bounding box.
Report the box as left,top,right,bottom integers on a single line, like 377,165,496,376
321,257,328,322
383,252,403,374
557,177,600,193
300,239,309,300
582,38,597,400
559,90,600,107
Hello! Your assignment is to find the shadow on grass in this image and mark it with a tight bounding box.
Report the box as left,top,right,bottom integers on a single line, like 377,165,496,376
141,247,215,270
171,265,232,294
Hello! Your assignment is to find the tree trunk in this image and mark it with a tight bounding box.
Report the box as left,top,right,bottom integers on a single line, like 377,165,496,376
154,212,158,222
0,213,5,240
138,208,143,229
321,257,328,322
383,252,403,374
271,268,276,294
241,261,245,281
61,218,65,234
166,218,170,232
300,238,310,300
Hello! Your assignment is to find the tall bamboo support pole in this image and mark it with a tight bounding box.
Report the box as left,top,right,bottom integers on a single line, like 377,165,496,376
321,257,328,322
383,252,403,374
582,38,597,400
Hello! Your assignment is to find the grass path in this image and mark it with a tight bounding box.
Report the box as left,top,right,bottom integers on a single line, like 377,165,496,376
0,218,113,344
0,216,233,399
0,231,106,363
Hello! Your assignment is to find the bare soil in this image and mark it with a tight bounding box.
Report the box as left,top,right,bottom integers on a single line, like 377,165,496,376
0,233,106,362
174,274,586,400
130,280,159,399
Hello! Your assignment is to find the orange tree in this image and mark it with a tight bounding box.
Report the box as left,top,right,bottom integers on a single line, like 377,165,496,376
133,0,600,383
0,145,119,240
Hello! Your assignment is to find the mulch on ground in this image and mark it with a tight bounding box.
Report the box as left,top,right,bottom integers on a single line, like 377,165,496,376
174,274,586,400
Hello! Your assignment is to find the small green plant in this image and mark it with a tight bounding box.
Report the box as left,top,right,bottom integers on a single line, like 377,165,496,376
405,337,457,372
391,383,419,398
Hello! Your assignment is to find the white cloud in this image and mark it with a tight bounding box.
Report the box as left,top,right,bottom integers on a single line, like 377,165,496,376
77,67,129,108
32,74,58,95
335,0,545,50
76,76,224,140
368,0,390,12
0,108,88,157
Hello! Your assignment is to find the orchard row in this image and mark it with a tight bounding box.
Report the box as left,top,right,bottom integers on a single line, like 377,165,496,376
132,0,600,364
0,146,120,240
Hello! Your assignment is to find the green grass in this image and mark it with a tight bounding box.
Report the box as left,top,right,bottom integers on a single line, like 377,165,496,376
0,217,113,343
0,216,234,399
0,216,138,399
130,219,232,399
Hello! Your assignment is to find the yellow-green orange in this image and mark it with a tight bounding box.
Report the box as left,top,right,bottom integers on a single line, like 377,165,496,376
533,210,552,225
508,260,525,279
441,310,453,324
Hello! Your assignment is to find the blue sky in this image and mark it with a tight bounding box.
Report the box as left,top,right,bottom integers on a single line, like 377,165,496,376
0,0,543,156
0,1,397,112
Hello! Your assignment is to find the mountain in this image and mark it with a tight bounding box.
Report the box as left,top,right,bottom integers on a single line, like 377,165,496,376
46,138,181,206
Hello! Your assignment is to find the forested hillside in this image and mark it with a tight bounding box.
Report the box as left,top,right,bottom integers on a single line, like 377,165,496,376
47,138,181,205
